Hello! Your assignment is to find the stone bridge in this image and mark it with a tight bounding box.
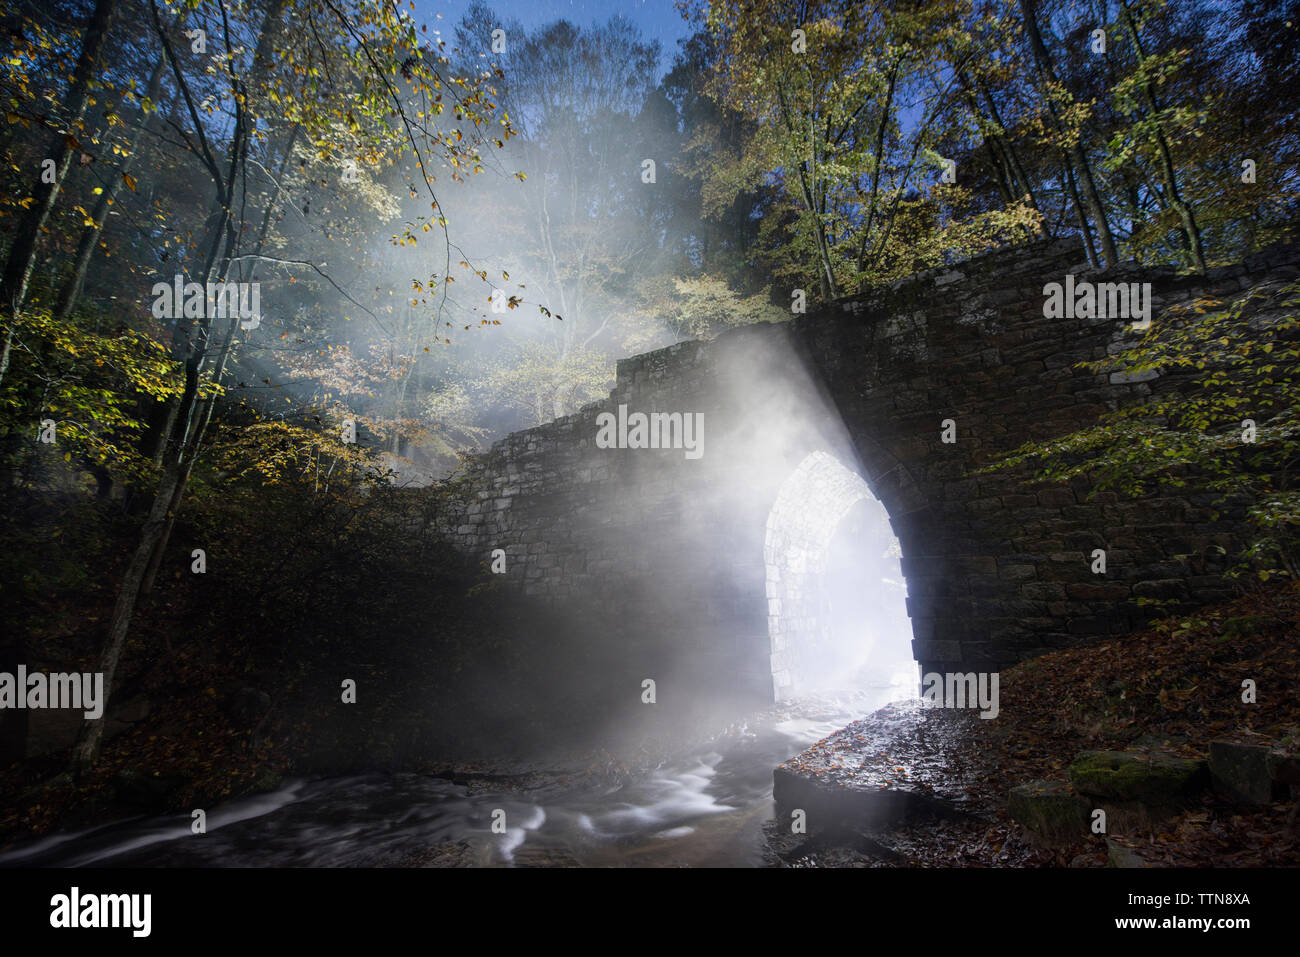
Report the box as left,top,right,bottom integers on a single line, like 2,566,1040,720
438,235,1299,709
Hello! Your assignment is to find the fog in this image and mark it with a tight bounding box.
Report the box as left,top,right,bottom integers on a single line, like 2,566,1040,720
84,0,920,749
223,2,786,488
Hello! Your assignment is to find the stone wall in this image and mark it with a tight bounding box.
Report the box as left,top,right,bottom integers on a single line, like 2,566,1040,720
436,234,1300,705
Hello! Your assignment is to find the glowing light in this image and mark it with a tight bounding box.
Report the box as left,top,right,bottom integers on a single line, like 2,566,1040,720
764,451,912,702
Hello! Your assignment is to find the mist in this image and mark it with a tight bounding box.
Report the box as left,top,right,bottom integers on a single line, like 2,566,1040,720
3,0,1294,879
218,2,785,489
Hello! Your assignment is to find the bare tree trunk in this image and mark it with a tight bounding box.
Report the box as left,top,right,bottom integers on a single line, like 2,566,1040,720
972,76,1045,225
1064,157,1099,268
985,137,1016,204
139,124,301,595
1122,171,1144,245
0,325,13,392
68,459,181,775
133,0,289,595
774,78,838,299
855,59,901,278
954,66,1016,205
68,0,286,775
0,633,28,766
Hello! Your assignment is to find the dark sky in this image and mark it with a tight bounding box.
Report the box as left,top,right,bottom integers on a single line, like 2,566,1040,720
414,0,696,79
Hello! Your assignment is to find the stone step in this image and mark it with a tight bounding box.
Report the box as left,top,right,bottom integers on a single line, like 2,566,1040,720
772,701,982,832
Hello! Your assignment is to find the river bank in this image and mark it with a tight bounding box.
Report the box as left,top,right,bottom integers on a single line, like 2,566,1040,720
4,581,1297,867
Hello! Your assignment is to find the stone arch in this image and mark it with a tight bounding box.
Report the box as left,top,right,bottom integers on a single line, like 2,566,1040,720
435,235,1294,695
764,450,912,701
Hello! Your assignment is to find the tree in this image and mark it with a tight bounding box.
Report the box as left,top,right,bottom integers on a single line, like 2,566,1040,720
465,11,665,418
0,0,117,385
1016,0,1119,268
65,0,510,775
54,25,176,321
696,0,1040,300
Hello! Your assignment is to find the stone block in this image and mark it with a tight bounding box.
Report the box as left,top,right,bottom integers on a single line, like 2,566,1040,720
1008,779,1091,846
1069,751,1208,804
1209,740,1290,803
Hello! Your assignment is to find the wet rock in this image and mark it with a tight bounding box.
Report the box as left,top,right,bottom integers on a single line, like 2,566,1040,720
1106,838,1152,868
1069,750,1208,804
1210,740,1289,803
1096,798,1184,832
772,765,945,829
1007,779,1090,846
772,702,980,831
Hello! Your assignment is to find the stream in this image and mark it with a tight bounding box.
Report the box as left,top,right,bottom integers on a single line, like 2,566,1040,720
0,683,915,868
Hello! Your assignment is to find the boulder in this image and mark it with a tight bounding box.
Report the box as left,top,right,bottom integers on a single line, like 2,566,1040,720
1069,750,1208,804
1008,779,1092,846
1209,740,1289,803
24,696,152,757
23,708,82,758
1266,749,1300,786
1106,838,1152,868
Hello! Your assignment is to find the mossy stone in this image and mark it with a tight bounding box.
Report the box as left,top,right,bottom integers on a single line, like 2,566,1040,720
1069,750,1208,803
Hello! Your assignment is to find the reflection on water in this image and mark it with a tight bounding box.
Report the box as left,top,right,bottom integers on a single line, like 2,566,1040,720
0,681,916,868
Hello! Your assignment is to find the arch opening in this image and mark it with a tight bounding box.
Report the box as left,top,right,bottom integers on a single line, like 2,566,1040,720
763,451,915,704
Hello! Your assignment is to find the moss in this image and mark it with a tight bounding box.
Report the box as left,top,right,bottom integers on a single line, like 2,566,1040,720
1220,615,1276,639
1069,750,1208,803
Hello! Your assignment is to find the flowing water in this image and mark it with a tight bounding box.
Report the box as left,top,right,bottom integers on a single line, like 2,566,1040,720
0,681,917,868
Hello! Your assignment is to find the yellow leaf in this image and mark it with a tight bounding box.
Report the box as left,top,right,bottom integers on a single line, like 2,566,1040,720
122,173,136,192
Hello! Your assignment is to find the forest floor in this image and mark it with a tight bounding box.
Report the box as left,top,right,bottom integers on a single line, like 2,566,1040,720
767,581,1300,867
